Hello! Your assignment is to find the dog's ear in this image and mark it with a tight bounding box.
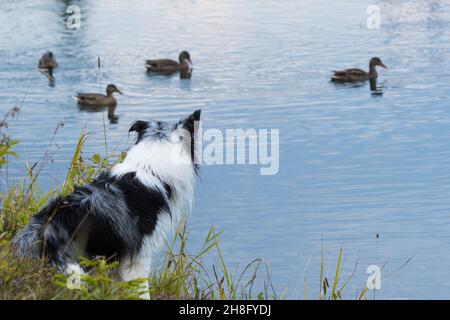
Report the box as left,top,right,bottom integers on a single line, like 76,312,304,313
181,110,201,133
129,120,148,133
129,120,148,143
190,109,201,122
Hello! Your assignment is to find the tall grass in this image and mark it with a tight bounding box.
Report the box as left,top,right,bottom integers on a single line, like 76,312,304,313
315,246,369,300
148,221,276,300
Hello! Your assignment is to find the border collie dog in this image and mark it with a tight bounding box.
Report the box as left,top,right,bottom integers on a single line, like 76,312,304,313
13,110,201,291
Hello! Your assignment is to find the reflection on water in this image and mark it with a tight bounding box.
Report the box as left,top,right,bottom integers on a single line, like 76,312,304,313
370,78,384,96
1,0,450,299
78,104,119,124
146,70,193,80
39,71,56,87
40,72,56,87
331,77,385,97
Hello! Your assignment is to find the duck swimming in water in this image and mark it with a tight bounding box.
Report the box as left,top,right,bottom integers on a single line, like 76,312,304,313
331,57,387,83
145,51,193,79
75,84,122,107
38,51,58,81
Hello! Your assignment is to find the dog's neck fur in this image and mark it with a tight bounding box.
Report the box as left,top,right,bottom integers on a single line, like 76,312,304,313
111,139,196,219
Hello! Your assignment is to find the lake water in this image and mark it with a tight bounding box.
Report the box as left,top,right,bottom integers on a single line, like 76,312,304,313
1,0,450,299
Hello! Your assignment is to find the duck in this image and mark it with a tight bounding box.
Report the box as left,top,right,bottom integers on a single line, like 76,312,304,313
38,51,58,80
75,84,122,107
145,51,193,78
331,57,387,83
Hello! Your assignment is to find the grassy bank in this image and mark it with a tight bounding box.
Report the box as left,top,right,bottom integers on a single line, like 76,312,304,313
0,109,371,300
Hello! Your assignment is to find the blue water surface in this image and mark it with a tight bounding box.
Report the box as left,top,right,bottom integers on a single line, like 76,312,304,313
1,0,450,299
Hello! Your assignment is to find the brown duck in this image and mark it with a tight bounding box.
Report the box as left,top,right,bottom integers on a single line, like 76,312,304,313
38,51,58,80
331,57,387,83
145,51,193,78
75,84,122,106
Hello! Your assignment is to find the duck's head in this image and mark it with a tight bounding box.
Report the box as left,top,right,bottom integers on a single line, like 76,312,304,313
106,84,123,95
179,51,192,65
39,51,58,69
370,57,387,69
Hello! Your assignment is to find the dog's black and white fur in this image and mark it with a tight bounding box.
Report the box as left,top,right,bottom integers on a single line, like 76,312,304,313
13,110,201,294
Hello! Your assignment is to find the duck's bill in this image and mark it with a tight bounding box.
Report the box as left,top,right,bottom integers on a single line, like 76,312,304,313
380,63,388,69
117,89,123,94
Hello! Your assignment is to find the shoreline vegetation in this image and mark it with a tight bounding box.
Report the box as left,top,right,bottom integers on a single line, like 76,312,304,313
0,108,371,300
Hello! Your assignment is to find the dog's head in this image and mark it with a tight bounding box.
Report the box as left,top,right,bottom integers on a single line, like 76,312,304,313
129,110,201,166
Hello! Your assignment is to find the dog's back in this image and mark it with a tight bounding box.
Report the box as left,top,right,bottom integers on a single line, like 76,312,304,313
12,110,201,283
12,171,171,271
